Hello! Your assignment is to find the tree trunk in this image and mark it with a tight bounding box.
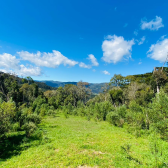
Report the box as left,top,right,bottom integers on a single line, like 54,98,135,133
156,82,160,93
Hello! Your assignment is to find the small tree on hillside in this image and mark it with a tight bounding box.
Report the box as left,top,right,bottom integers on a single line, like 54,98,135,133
153,68,167,93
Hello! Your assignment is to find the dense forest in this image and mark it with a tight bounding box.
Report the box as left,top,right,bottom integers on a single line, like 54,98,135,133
1,67,168,167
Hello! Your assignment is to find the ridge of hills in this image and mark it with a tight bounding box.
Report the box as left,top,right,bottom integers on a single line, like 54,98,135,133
3,67,168,94
36,80,106,94
0,71,106,93
0,72,56,92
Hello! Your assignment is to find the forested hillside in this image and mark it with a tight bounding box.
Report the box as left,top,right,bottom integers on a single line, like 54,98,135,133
37,80,106,94
0,72,56,91
1,67,168,167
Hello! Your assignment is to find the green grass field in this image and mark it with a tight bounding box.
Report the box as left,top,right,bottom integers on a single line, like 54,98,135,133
1,115,168,168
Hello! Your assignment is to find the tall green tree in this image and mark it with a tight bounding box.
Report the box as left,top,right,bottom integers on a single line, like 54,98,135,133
153,68,167,93
110,74,125,87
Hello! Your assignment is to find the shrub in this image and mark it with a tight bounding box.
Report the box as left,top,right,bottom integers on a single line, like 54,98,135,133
126,101,146,137
27,113,41,125
39,104,49,116
31,129,43,140
106,111,120,126
11,122,20,132
0,100,17,137
22,122,37,137
107,105,126,127
148,90,168,139
47,109,56,117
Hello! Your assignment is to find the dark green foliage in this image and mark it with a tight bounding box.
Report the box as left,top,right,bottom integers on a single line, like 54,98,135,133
0,100,17,137
109,87,123,106
22,122,37,137
148,90,168,139
110,74,125,87
93,101,114,121
106,105,126,127
126,101,146,136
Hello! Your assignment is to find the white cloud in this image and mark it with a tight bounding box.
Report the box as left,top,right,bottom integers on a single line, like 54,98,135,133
0,53,42,76
88,54,99,66
102,70,110,75
92,69,96,72
0,69,14,74
134,30,138,36
138,36,146,45
141,16,164,31
147,38,168,62
17,50,78,68
79,62,91,69
0,53,19,70
19,65,41,76
102,35,134,63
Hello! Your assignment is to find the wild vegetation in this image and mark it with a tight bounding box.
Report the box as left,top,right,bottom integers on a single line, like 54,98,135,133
1,67,168,167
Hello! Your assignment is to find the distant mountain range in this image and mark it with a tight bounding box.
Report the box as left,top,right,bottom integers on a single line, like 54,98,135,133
36,80,107,94
0,71,106,94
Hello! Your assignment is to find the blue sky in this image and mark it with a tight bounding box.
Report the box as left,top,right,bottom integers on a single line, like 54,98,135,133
0,0,168,83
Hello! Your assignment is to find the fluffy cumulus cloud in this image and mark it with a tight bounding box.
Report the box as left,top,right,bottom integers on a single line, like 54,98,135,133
102,35,134,64
19,65,41,76
141,16,164,31
138,36,146,45
102,70,110,75
0,53,19,70
88,54,99,66
0,53,42,76
79,62,91,69
17,50,78,68
147,38,168,62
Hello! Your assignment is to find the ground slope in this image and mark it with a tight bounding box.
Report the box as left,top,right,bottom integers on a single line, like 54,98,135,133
1,115,168,168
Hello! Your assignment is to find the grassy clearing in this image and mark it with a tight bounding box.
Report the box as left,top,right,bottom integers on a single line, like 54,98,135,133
1,115,168,168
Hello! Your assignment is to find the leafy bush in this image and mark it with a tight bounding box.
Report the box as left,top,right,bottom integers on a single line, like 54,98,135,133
22,122,37,137
30,129,43,140
126,101,146,136
27,114,41,125
0,100,17,137
107,111,120,126
148,90,168,139
106,105,126,127
11,122,20,132
47,109,56,117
